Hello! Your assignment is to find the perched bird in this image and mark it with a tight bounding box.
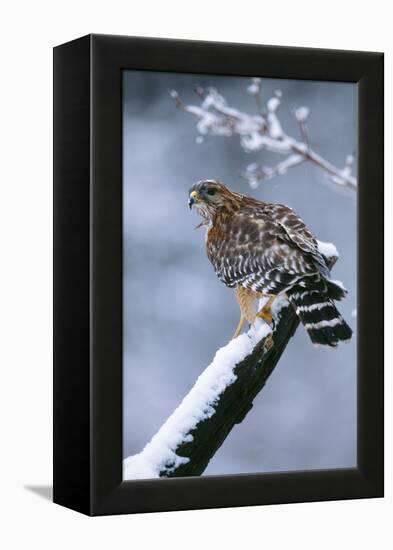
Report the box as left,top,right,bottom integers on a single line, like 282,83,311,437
188,179,352,347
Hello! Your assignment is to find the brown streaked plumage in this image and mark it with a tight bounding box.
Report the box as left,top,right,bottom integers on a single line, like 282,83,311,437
188,179,352,347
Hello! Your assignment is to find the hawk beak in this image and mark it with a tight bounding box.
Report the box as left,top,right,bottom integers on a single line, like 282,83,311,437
188,190,199,209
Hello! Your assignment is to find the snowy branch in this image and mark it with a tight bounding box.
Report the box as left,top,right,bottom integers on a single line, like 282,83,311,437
124,244,339,480
170,80,357,192
124,301,291,479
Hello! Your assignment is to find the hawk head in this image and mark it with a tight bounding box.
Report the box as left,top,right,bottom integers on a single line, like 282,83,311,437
188,180,241,220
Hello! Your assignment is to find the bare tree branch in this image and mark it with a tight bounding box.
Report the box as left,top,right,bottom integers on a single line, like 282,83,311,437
170,82,357,192
294,106,310,149
242,154,305,188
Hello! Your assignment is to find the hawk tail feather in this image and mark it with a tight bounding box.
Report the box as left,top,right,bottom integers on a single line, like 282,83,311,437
287,282,352,347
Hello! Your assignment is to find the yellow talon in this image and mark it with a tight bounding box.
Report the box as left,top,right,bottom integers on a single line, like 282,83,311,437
257,308,273,325
256,295,275,326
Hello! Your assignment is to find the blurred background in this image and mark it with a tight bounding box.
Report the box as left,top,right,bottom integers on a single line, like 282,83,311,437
123,70,357,476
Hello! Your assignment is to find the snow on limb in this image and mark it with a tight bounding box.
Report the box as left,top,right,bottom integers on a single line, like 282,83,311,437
317,240,339,260
123,320,271,480
243,154,304,188
170,82,357,192
316,241,348,293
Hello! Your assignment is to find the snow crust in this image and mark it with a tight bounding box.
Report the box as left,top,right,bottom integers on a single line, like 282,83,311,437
317,240,338,259
267,96,280,112
294,106,310,122
247,77,261,95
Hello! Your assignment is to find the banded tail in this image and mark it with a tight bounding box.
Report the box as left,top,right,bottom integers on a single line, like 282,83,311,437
287,279,352,347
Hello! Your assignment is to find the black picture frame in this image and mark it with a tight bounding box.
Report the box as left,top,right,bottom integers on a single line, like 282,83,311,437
53,34,384,516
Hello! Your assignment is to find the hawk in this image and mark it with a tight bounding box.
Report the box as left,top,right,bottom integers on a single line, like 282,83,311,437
188,179,352,347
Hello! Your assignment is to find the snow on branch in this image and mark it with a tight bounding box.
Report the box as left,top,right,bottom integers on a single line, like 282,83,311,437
123,318,274,480
124,244,339,480
170,80,357,192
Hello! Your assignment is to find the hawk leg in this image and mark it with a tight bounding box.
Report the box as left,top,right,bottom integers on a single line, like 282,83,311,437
232,314,246,339
233,287,257,339
256,295,275,326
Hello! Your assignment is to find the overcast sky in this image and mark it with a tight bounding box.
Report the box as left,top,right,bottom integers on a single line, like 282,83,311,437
122,70,357,477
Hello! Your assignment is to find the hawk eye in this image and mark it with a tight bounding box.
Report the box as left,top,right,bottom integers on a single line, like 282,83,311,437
207,188,216,196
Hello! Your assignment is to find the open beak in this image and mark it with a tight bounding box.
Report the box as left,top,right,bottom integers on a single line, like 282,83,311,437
188,190,199,210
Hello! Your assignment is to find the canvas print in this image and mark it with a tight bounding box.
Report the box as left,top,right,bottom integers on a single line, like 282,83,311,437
122,71,357,480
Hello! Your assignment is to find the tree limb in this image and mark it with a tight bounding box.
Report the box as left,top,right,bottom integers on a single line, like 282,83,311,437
170,83,357,192
160,301,299,477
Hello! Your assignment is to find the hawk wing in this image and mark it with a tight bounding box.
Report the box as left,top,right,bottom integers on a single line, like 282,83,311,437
263,203,331,278
206,203,329,294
